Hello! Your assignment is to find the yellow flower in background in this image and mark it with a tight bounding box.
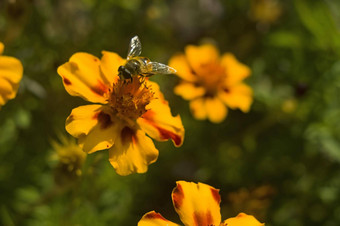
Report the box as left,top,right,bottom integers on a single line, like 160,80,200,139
169,44,252,123
51,134,87,177
138,181,264,226
250,0,282,25
57,51,184,176
0,42,23,109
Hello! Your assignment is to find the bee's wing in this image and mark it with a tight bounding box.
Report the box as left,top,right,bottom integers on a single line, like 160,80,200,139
145,62,177,76
127,36,142,59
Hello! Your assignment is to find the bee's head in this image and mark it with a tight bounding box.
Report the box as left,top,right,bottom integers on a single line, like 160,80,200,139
118,66,132,80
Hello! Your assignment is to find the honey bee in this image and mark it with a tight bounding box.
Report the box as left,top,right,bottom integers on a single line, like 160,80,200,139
118,36,176,81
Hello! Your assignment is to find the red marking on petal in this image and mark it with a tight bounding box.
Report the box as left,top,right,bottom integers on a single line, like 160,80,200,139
223,87,230,93
92,111,100,119
97,111,113,129
193,211,204,226
236,213,247,218
132,135,138,144
63,77,72,85
144,212,167,221
193,211,214,226
121,127,136,144
142,110,182,146
156,126,182,146
66,114,74,124
91,80,108,96
142,110,154,119
172,183,184,209
206,211,213,224
210,188,221,204
190,68,197,75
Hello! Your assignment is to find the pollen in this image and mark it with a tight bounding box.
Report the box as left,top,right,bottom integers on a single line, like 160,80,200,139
108,77,154,122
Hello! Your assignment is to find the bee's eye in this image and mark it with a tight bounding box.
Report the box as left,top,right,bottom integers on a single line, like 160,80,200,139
118,66,131,79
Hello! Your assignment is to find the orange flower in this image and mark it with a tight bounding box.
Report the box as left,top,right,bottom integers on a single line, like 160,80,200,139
169,44,252,123
138,181,264,226
0,42,23,109
57,51,184,175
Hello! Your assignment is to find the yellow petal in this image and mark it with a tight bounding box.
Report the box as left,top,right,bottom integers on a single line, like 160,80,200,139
185,44,220,76
138,211,180,226
219,83,253,112
0,77,15,98
66,105,102,137
66,105,119,153
189,98,207,120
137,98,185,147
222,213,264,226
0,56,23,84
205,97,228,123
109,128,159,176
0,78,13,106
168,54,197,82
0,42,4,55
190,97,228,123
139,81,184,147
0,94,5,106
174,82,205,100
57,52,110,104
0,55,23,108
146,81,163,100
221,53,251,86
100,51,125,85
172,181,222,226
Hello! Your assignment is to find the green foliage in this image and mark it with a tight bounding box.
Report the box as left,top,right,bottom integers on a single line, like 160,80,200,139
1,0,340,225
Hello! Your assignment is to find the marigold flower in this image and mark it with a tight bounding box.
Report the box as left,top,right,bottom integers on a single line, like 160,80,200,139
51,134,87,177
169,44,252,123
138,181,264,226
57,51,184,175
0,42,23,109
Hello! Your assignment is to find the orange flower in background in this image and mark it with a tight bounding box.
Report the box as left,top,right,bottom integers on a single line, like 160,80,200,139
169,44,252,123
0,42,23,109
57,51,184,176
227,185,275,220
138,181,264,226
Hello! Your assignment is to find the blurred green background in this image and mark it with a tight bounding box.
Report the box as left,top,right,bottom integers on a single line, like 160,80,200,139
1,0,340,225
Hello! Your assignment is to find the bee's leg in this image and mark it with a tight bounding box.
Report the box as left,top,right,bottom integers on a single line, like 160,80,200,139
124,74,132,83
118,74,123,81
143,73,154,77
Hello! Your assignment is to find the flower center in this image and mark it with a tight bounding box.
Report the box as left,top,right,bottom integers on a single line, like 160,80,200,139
194,63,226,97
108,77,154,123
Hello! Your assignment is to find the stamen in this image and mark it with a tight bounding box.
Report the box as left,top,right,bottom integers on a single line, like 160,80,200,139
108,77,154,122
